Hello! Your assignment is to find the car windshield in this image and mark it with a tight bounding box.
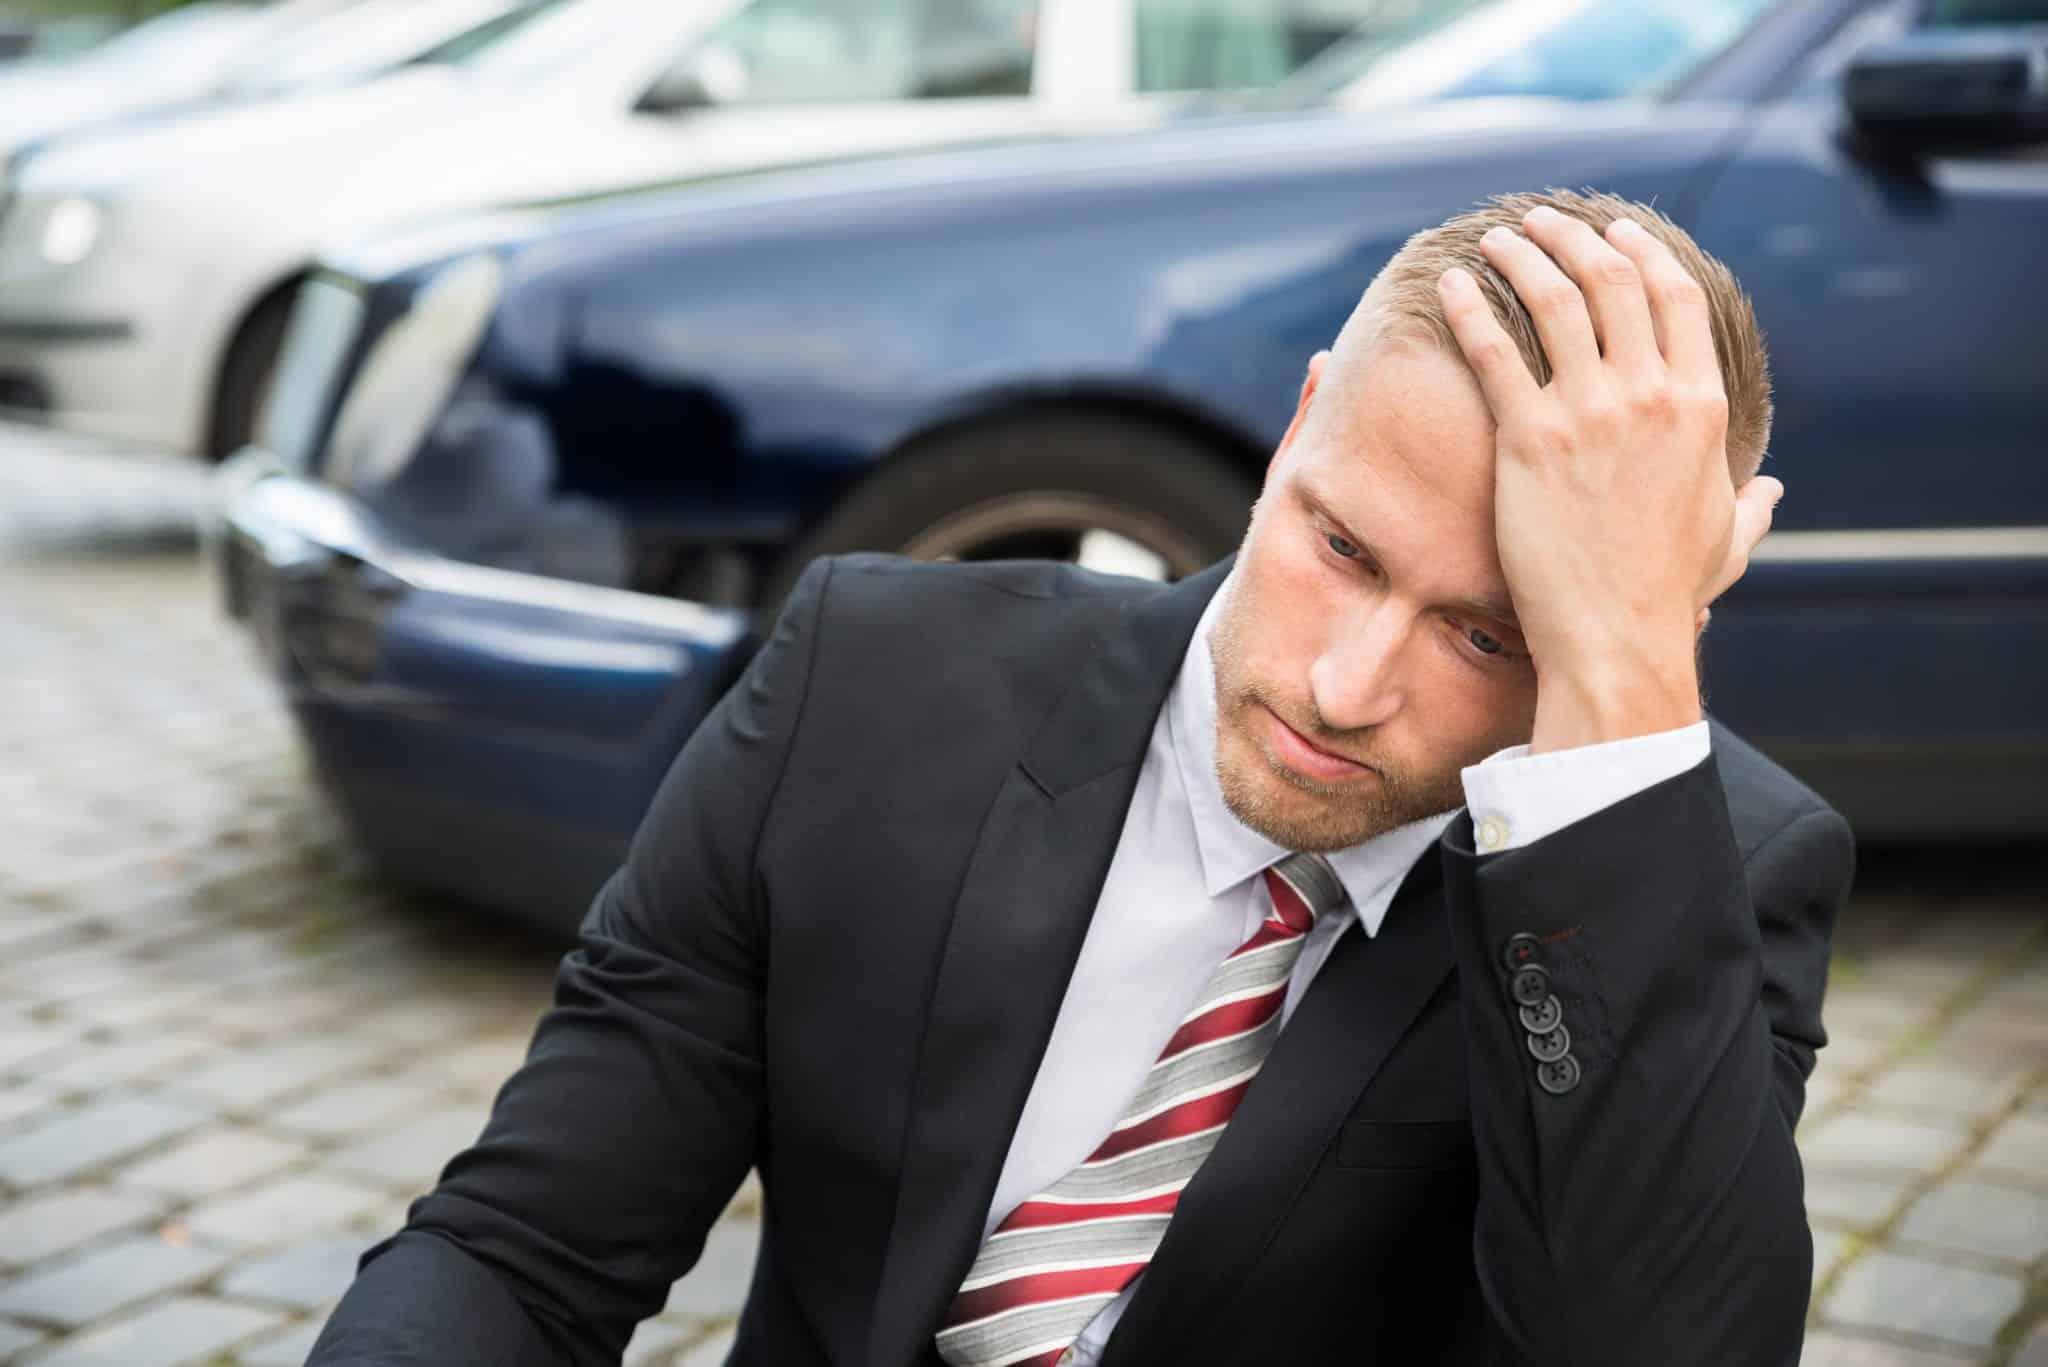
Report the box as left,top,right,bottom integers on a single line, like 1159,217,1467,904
1278,0,1784,108
413,0,671,81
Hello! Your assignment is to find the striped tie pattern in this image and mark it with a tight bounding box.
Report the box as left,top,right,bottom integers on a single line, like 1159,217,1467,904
934,851,1346,1367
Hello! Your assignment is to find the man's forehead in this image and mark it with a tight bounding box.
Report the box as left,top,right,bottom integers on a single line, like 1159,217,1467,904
1294,345,1516,622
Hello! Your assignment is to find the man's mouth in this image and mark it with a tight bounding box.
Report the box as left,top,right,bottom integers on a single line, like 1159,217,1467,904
1258,704,1374,783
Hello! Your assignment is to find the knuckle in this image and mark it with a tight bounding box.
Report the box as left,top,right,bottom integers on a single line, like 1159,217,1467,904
1536,280,1583,313
1597,255,1640,289
1629,384,1678,421
1662,272,1709,309
1468,338,1511,372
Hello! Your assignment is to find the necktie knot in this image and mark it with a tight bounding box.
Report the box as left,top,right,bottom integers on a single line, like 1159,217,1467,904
1261,850,1344,934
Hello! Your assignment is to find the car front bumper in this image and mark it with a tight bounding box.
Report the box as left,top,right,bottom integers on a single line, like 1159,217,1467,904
210,449,753,928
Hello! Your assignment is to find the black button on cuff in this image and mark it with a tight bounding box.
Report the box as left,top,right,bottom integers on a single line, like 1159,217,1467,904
1517,995,1562,1034
1509,964,1550,1008
1501,932,1543,972
1527,1023,1571,1062
1535,1053,1582,1095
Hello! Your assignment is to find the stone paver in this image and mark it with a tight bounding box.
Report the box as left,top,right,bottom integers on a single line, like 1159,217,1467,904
267,1073,445,1140
220,1236,373,1311
112,1127,308,1200
234,1317,328,1366
0,1233,232,1328
1896,1178,2048,1264
0,421,2042,1364
1806,1172,1915,1234
2010,1320,2048,1367
325,1105,493,1193
676,1325,739,1366
624,1319,703,1366
181,1175,386,1248
0,1096,208,1188
26,1295,283,1367
0,1319,46,1360
1799,1330,1978,1365
0,1187,165,1268
1972,1115,2048,1185
1798,1112,1975,1178
1822,1252,2026,1349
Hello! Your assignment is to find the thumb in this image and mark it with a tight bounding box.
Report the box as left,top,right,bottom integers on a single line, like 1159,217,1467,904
1715,475,1783,600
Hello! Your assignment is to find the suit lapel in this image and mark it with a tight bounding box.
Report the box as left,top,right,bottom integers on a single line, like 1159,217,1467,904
864,558,1235,1367
1099,853,1454,1367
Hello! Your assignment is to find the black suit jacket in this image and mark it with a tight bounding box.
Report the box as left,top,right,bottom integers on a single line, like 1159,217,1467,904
308,552,1852,1366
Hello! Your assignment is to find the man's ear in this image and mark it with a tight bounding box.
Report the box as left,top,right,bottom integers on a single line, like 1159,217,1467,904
1269,350,1329,479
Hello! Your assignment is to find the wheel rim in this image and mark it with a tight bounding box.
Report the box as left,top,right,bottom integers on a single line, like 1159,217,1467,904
897,492,1221,583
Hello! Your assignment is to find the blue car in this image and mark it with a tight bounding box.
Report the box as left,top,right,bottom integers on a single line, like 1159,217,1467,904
214,0,2048,928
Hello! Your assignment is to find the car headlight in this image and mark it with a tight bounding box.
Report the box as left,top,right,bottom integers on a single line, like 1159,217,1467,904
40,195,102,266
325,253,505,491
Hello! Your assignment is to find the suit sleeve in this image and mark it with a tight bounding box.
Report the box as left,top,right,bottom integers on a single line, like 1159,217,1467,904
306,556,836,1367
1445,753,1853,1367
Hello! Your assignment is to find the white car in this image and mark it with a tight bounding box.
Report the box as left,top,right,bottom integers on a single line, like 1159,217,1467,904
0,0,520,165
0,0,1381,459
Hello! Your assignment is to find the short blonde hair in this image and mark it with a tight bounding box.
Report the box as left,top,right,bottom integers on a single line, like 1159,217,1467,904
1344,188,1772,483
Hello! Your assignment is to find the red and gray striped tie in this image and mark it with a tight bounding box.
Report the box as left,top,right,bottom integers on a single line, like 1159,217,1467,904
934,851,1345,1367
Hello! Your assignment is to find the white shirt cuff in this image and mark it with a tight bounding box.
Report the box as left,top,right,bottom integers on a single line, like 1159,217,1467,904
1459,721,1711,854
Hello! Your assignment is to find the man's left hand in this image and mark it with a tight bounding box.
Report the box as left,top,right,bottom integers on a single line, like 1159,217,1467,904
1436,206,1782,754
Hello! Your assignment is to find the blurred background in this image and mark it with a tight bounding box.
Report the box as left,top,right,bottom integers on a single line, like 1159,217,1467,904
0,0,2044,1362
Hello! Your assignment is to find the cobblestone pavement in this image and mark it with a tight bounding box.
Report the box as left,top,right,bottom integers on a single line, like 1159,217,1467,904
1,422,2043,1365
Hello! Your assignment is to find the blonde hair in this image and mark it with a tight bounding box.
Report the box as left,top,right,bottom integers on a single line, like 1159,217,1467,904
1341,188,1772,483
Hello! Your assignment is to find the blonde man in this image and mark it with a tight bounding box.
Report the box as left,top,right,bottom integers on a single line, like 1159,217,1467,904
313,190,1847,1367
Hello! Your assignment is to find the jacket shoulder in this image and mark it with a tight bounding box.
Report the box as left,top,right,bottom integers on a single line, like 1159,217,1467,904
1708,717,1849,860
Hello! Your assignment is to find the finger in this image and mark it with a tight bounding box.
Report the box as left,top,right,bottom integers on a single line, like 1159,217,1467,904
1603,218,1718,381
1521,206,1659,375
1437,267,1541,418
1713,475,1783,599
1477,223,1600,385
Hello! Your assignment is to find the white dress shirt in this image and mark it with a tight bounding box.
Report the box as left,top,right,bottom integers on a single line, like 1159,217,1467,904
981,570,1709,1363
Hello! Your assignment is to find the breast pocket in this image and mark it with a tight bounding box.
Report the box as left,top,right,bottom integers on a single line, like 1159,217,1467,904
1335,1118,1471,1171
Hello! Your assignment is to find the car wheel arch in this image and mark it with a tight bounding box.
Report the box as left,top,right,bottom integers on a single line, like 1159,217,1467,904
204,268,309,462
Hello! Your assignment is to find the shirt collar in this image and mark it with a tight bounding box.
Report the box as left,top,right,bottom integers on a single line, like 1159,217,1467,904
1166,568,1456,938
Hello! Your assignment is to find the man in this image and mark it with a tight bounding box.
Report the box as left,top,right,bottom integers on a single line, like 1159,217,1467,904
308,190,1851,1366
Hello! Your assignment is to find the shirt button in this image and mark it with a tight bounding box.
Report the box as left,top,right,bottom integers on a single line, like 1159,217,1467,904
1476,815,1510,851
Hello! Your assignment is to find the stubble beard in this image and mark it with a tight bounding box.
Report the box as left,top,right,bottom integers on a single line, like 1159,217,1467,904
1208,586,1467,854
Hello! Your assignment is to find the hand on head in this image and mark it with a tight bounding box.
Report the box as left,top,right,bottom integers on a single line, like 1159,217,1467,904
1436,204,1779,752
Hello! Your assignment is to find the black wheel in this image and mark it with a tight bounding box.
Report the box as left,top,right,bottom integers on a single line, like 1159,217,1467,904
206,281,299,462
762,411,1257,615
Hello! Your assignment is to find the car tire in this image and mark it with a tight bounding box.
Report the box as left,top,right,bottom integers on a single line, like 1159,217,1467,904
207,281,299,462
760,411,1258,617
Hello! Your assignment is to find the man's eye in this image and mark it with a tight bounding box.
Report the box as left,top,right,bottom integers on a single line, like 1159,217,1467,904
1325,533,1359,559
1467,627,1505,656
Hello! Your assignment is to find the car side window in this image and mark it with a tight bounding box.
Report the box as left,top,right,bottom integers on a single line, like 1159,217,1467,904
644,0,1038,108
1133,0,1380,92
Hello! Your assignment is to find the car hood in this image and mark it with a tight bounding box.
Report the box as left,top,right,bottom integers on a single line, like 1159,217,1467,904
15,65,1163,252
13,64,470,195
0,60,222,157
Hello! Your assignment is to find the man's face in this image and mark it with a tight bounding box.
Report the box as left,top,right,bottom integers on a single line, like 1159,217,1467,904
1209,338,1540,852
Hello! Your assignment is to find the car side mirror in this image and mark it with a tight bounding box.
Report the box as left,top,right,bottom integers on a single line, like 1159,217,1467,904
1842,26,2048,146
636,44,748,116
636,66,717,115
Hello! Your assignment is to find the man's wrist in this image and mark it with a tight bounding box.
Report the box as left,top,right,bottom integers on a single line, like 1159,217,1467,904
1529,641,1701,754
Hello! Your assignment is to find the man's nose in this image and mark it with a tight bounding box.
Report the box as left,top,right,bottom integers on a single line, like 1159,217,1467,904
1308,600,1408,733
